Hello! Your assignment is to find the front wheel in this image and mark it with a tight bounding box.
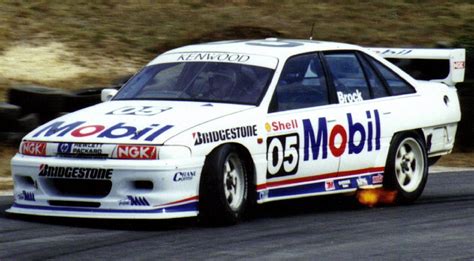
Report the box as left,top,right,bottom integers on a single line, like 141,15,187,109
384,132,428,204
199,145,248,226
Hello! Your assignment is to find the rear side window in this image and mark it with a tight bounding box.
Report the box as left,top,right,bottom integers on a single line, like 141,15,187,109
370,59,416,95
359,54,389,98
324,53,371,104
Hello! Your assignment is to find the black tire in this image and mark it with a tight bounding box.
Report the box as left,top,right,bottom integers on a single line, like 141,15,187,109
0,112,40,133
64,87,110,112
199,145,249,226
0,102,21,122
428,156,441,166
383,132,428,204
8,85,70,113
15,113,41,132
0,132,25,144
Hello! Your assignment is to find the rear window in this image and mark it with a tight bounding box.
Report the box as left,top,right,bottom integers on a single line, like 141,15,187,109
370,59,416,95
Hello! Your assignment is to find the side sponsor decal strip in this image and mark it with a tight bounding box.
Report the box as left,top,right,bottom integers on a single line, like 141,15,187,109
257,167,385,190
259,172,384,200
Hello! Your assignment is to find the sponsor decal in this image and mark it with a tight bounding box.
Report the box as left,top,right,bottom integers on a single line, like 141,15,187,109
357,177,369,187
338,179,351,188
325,181,335,191
372,174,384,184
33,121,173,142
454,61,465,69
258,190,269,200
117,145,157,159
58,143,103,154
267,134,299,178
107,106,172,116
265,123,272,132
17,191,35,201
337,90,363,104
177,52,250,63
173,171,196,182
303,110,381,161
119,196,150,206
373,49,412,56
266,119,298,132
193,125,257,145
58,143,72,154
38,164,113,180
21,141,46,156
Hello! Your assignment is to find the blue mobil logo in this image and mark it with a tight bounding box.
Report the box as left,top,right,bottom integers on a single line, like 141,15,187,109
303,109,381,160
33,121,173,141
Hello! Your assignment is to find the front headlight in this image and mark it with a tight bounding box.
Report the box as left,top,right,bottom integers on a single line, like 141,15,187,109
157,145,192,159
115,144,191,159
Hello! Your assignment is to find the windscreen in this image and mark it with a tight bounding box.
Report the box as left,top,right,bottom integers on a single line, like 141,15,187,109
114,62,274,105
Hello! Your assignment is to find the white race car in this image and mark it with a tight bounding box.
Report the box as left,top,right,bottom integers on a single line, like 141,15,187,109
7,39,465,225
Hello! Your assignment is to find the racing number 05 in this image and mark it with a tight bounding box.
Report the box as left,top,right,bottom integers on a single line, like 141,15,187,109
267,134,299,178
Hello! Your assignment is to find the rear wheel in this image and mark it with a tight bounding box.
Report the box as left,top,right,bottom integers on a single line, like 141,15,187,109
199,145,248,226
384,132,428,204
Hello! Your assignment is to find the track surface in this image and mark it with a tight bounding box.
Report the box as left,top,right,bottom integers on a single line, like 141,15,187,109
1,171,473,260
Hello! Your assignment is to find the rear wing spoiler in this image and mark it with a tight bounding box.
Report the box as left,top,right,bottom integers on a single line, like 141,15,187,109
367,48,465,86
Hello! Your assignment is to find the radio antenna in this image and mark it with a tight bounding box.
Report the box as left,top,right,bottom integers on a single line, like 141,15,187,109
309,22,315,40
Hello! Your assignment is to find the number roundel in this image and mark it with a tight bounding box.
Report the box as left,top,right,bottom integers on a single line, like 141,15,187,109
266,134,300,178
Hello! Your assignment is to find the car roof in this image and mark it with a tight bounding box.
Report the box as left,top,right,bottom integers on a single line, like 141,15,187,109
163,38,363,60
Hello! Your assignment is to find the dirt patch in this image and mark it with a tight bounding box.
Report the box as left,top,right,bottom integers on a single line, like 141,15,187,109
437,152,474,168
0,41,143,101
0,177,12,192
0,42,88,82
0,41,142,84
0,145,17,180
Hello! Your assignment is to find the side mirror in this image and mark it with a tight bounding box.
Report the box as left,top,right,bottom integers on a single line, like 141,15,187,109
101,89,118,102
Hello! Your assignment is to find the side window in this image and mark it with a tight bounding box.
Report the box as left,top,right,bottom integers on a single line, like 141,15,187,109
271,53,329,112
359,54,389,98
324,53,371,104
370,58,416,95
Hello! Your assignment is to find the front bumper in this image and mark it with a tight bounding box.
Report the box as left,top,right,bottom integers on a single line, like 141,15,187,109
7,154,205,219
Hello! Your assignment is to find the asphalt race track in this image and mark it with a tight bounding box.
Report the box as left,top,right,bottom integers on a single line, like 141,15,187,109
0,171,473,260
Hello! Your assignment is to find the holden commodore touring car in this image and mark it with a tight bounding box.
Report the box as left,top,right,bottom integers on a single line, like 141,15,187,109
7,39,465,225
